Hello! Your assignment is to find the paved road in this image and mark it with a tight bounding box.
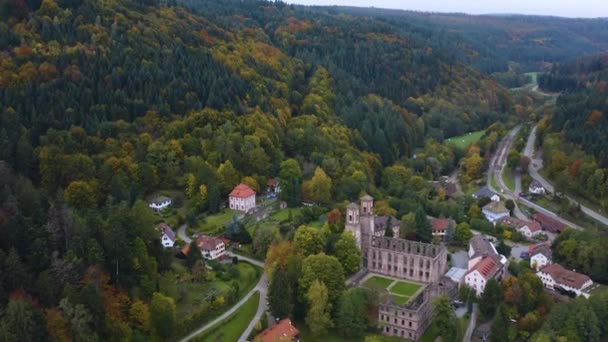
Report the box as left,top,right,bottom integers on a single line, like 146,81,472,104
487,125,527,220
176,225,267,342
523,126,608,227
487,126,583,231
462,304,478,342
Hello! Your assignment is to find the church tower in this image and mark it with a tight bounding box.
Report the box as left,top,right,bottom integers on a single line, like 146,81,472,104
345,202,361,244
361,194,374,216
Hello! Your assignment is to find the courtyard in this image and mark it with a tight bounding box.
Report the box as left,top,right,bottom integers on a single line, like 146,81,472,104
361,275,423,305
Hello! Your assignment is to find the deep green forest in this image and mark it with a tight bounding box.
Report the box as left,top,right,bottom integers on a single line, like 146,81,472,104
0,0,607,340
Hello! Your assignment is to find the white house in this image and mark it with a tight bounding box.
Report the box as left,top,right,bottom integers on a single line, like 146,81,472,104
482,201,510,223
536,263,593,298
229,183,256,212
430,218,452,240
530,246,552,271
518,221,542,238
529,180,546,195
149,196,172,213
465,256,502,296
159,223,176,248
197,236,226,260
468,235,500,269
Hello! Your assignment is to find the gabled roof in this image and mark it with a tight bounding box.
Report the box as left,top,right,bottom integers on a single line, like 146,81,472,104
197,235,225,251
531,244,552,260
532,213,567,233
150,196,171,205
529,180,544,189
229,183,256,198
472,186,497,199
482,201,509,214
469,235,499,259
467,256,500,280
539,263,591,290
254,319,299,342
159,223,175,242
431,218,450,231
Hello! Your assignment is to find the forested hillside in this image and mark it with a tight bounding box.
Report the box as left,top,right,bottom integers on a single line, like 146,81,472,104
331,7,608,75
0,0,517,339
537,54,608,208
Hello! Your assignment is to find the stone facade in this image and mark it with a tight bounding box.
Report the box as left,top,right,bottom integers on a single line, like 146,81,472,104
379,278,457,340
368,237,448,283
347,195,453,341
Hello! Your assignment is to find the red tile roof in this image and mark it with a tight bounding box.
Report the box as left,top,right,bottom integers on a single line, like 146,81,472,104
254,319,299,342
197,235,224,251
532,213,567,233
468,256,500,280
229,183,256,198
528,242,551,254
539,263,592,290
431,218,450,231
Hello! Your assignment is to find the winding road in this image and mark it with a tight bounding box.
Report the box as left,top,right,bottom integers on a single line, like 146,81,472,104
487,126,583,230
523,126,608,227
177,225,267,342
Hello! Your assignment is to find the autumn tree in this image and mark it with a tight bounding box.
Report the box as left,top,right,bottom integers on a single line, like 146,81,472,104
303,167,332,204
305,280,333,336
293,226,325,257
129,300,151,333
241,176,260,193
332,232,361,275
64,180,98,208
217,160,240,195
300,253,345,307
150,292,176,339
454,222,473,244
265,241,293,277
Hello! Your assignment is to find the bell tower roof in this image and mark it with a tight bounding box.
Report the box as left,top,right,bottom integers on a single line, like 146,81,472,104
361,194,373,201
347,202,359,210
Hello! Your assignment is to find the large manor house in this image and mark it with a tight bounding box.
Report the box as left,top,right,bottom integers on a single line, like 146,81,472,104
346,195,456,341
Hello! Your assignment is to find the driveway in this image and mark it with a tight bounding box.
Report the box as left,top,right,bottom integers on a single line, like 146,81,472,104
176,224,267,342
509,244,528,263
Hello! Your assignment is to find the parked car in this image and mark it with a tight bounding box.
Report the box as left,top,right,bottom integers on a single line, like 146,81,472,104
520,251,530,260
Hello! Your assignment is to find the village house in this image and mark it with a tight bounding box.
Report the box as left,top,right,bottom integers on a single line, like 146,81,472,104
148,196,171,213
159,223,176,248
536,263,593,298
498,217,542,238
482,201,510,223
196,235,226,260
528,180,546,195
529,243,552,271
472,186,499,202
229,183,256,212
253,319,299,342
465,235,506,295
532,213,567,234
266,178,280,193
430,218,453,240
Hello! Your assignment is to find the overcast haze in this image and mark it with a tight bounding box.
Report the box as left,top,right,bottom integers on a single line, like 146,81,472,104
286,0,608,18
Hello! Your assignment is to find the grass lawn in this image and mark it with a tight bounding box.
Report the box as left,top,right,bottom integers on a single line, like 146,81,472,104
389,281,422,297
502,168,515,192
190,210,239,236
270,208,302,221
363,276,394,289
194,292,260,342
445,130,486,149
392,295,411,305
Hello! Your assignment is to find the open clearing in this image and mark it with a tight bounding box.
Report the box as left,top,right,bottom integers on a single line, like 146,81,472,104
444,130,486,149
